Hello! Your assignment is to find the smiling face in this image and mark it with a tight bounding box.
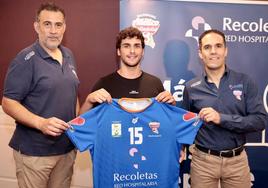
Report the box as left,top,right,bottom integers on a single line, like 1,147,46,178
117,37,144,68
199,32,228,72
34,10,66,52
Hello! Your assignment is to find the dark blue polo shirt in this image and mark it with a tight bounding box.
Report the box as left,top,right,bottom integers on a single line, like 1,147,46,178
3,41,79,156
182,67,266,151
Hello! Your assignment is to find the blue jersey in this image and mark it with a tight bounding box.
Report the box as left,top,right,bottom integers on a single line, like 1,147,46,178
66,98,202,188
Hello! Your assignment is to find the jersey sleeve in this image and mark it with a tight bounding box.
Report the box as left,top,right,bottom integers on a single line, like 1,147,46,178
170,105,202,145
66,104,104,152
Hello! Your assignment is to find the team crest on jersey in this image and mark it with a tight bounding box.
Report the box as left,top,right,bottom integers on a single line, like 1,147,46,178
112,123,122,137
149,122,160,134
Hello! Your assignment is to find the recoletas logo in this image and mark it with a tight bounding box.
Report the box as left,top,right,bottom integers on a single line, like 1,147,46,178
185,16,211,44
129,147,146,169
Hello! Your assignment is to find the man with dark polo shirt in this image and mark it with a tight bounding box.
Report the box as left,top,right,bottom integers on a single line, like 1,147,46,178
182,29,266,188
2,3,79,188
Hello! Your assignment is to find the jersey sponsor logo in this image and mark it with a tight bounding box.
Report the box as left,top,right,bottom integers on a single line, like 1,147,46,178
114,181,158,187
113,171,158,183
112,123,122,137
114,146,157,186
148,122,160,134
129,147,146,169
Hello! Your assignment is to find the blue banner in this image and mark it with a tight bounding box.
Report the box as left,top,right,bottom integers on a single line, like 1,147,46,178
120,0,268,187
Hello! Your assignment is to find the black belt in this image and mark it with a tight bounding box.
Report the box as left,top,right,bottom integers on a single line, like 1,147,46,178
196,144,244,158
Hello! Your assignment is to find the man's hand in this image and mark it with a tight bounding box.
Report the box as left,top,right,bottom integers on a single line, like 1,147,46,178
86,88,112,104
38,117,70,136
199,107,221,124
79,88,112,115
155,91,176,105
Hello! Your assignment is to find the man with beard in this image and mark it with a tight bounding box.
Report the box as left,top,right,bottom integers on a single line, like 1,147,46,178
80,26,175,113
2,3,79,188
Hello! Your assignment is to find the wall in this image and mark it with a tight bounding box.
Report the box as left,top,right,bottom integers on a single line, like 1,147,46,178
0,0,119,102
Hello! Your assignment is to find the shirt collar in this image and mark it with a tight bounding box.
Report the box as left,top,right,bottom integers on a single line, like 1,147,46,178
203,66,230,81
33,40,69,59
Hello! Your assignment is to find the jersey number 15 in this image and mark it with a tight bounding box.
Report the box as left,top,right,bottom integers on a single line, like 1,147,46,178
128,127,143,145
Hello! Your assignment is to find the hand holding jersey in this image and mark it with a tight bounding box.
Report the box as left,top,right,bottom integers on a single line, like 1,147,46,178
198,107,221,124
67,98,202,188
81,88,176,115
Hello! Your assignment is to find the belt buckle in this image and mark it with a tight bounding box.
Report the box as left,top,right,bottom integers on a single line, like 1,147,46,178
219,150,234,157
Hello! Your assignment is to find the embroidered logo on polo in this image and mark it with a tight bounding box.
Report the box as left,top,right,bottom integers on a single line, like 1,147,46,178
68,64,78,79
229,84,243,101
24,51,35,61
190,80,202,88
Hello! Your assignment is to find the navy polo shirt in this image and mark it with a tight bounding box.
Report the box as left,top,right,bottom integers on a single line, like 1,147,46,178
3,41,79,156
182,67,266,151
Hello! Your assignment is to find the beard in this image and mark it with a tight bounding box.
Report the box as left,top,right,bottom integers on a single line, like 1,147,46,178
44,37,62,50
